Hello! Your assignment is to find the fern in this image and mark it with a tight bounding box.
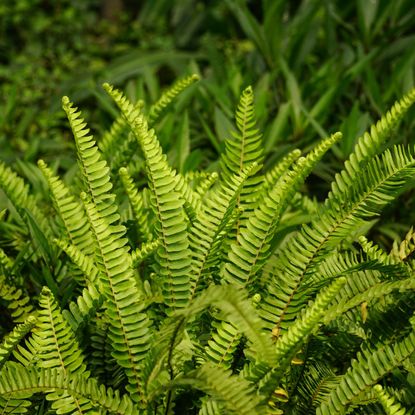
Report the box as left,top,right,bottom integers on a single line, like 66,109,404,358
222,131,342,287
373,384,408,415
316,330,415,414
0,316,36,369
103,83,192,313
1,77,415,415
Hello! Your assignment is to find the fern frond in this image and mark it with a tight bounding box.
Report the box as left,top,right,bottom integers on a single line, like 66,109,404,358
38,160,92,256
260,145,415,333
103,83,192,313
62,283,103,333
32,287,91,413
0,246,14,274
0,162,52,238
373,384,408,415
0,274,34,323
259,148,302,201
220,85,264,233
222,131,342,287
253,277,346,398
181,363,264,415
0,316,36,369
99,99,144,156
54,238,100,283
62,96,119,227
295,361,340,415
204,320,241,369
189,162,257,297
199,398,223,415
328,86,415,203
359,236,401,267
81,193,152,404
148,74,199,123
131,239,161,268
316,330,415,415
119,166,153,241
0,365,139,415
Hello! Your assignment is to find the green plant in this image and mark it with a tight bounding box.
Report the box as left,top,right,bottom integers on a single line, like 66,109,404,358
1,75,415,414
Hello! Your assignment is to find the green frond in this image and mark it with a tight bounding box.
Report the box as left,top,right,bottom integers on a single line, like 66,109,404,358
33,288,89,375
316,330,415,415
119,166,153,241
62,96,120,227
193,172,219,199
0,161,52,239
99,99,144,156
103,83,192,313
295,361,340,415
38,160,92,256
260,145,415,333
54,238,100,283
32,286,91,413
181,363,264,415
222,131,342,287
254,277,346,397
189,162,257,297
131,239,161,268
62,283,103,333
89,319,127,388
0,246,14,274
259,148,302,201
148,74,199,123
81,193,152,404
183,285,275,364
373,384,408,415
359,236,401,267
274,277,346,362
328,86,415,203
204,320,241,369
0,365,139,415
0,316,36,369
199,398,223,415
0,274,34,323
220,85,264,231
322,276,415,327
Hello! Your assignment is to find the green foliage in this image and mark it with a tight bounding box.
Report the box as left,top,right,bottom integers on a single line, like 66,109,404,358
1,75,415,415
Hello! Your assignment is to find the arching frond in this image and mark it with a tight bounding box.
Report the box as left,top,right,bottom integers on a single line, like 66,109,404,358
316,330,415,415
328,86,415,203
203,320,241,369
0,274,34,323
0,162,52,239
62,96,119,227
0,365,139,415
38,160,92,256
260,145,415,333
54,238,100,283
0,316,36,369
148,74,199,123
62,282,103,333
373,384,408,415
130,239,161,268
